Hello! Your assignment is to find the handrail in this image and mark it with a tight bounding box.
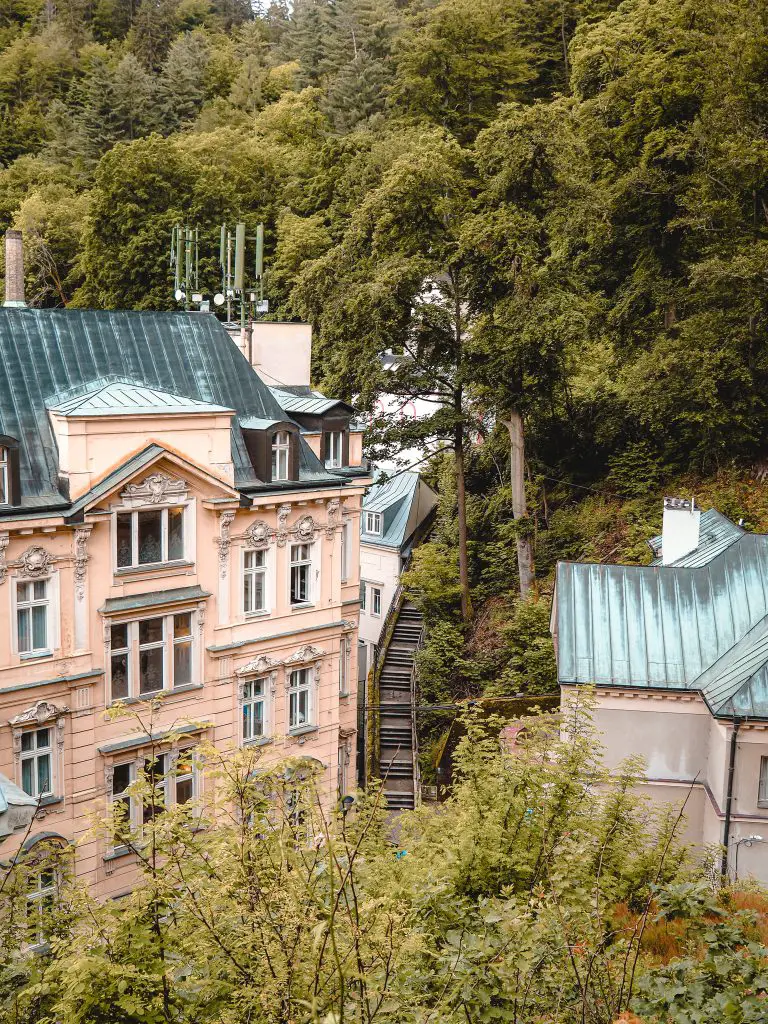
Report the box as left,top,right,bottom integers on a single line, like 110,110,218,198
410,620,425,807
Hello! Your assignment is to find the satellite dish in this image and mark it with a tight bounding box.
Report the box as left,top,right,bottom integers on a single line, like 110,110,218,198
213,293,225,307
174,289,185,301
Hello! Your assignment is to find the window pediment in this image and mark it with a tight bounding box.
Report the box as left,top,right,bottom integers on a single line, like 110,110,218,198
120,473,188,507
9,700,68,728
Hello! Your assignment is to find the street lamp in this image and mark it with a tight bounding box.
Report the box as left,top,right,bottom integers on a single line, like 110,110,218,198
734,834,765,882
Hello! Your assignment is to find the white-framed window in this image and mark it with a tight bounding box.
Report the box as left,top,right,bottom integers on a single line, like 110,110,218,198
339,638,350,696
759,756,768,807
243,549,267,614
20,727,53,799
290,543,312,605
337,745,347,798
360,581,366,612
0,446,8,505
365,511,382,535
108,611,197,702
341,522,349,582
272,431,290,481
288,667,313,730
26,865,57,949
111,748,199,837
325,431,344,469
371,586,382,617
116,506,185,569
242,678,267,742
16,580,51,656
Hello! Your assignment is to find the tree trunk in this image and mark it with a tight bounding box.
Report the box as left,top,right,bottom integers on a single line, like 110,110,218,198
503,409,534,600
454,402,472,623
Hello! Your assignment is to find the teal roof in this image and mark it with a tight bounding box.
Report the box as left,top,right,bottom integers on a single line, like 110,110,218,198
47,376,233,417
556,523,768,719
0,308,343,510
649,508,744,566
268,387,353,416
361,472,436,550
100,584,210,615
0,772,37,814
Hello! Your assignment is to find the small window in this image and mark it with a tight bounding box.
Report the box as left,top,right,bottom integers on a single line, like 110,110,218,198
272,431,290,481
371,586,382,617
341,522,349,582
290,543,312,605
324,431,344,469
139,617,165,694
20,728,53,799
17,580,50,656
337,745,346,798
173,613,192,687
243,678,266,742
244,549,267,614
365,511,382,535
288,667,312,730
360,580,366,611
112,761,136,842
0,447,8,505
116,508,186,569
339,638,350,696
759,756,768,807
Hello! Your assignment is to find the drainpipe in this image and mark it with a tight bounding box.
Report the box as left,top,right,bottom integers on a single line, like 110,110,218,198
720,717,742,881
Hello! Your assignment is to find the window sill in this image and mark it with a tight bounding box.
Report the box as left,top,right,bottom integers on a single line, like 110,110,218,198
103,845,135,862
339,691,350,700
109,682,204,707
245,609,271,620
19,650,53,663
290,603,315,612
288,724,318,737
38,794,63,809
114,561,194,580
243,736,273,748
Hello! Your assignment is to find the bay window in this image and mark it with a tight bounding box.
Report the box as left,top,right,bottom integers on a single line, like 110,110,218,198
17,580,50,656
109,611,197,702
116,506,185,569
288,668,313,730
243,549,267,614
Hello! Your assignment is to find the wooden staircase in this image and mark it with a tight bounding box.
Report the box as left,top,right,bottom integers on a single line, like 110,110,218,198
376,601,423,811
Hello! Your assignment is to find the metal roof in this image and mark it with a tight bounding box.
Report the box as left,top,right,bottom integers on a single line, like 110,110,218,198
0,308,342,510
556,526,768,719
268,387,353,416
649,508,744,567
0,771,37,814
361,472,437,550
47,376,233,417
99,584,211,615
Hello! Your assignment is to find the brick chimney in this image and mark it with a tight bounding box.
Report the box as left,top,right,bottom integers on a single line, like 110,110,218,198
3,229,25,307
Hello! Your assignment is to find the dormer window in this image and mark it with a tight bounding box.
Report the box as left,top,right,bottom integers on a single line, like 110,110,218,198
365,511,382,535
324,431,344,469
272,432,290,481
116,507,185,569
0,447,8,504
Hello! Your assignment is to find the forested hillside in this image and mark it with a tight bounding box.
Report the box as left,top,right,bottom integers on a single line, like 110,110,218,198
2,0,768,737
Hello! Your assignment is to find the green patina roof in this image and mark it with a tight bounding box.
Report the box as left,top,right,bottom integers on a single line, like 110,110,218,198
648,508,744,566
47,376,234,417
556,515,768,719
100,584,210,615
361,472,438,550
0,308,342,511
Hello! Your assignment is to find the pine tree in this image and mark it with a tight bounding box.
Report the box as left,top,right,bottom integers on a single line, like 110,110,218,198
157,31,209,131
129,0,181,69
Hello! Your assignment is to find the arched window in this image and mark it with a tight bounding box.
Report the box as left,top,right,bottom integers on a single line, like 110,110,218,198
272,431,290,481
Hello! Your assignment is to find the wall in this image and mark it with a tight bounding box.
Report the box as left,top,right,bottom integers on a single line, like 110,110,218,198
0,458,365,899
358,543,401,652
228,322,312,389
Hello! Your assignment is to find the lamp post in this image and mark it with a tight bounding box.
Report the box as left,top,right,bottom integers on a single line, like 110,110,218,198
733,834,765,882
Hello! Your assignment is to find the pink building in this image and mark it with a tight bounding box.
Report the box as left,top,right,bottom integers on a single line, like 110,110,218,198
0,241,370,897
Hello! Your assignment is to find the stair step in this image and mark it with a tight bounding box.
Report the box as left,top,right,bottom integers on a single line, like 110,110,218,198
380,729,412,744
385,793,415,809
380,761,414,778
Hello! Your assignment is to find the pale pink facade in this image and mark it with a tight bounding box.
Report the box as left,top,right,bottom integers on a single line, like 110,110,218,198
0,311,370,898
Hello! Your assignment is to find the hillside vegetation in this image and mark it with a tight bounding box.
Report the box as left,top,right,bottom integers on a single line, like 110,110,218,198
2,0,768,705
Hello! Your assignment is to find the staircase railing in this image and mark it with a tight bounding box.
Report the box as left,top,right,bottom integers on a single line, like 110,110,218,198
410,621,425,807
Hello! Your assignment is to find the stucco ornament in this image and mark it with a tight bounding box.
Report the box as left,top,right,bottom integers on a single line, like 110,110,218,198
73,527,91,601
10,700,69,727
294,515,316,543
276,504,292,547
0,531,8,585
217,510,236,578
284,644,326,666
18,546,54,578
325,499,340,539
245,520,272,549
236,654,280,677
121,472,187,506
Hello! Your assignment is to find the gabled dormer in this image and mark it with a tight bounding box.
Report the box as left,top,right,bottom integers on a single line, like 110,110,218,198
268,388,355,471
240,417,302,484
